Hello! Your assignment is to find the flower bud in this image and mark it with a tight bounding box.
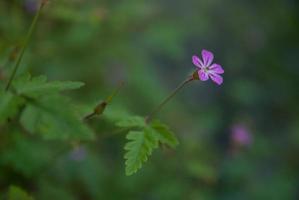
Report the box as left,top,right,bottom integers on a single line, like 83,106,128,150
192,71,199,80
94,101,107,115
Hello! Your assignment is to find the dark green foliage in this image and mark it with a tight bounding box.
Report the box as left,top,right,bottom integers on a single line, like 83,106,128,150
8,186,34,200
0,0,299,199
20,95,94,140
1,132,52,177
0,90,24,124
13,73,84,98
1,73,94,141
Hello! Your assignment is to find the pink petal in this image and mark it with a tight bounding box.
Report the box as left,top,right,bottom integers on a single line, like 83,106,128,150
209,73,223,85
198,70,209,81
201,49,214,66
192,55,204,68
209,64,224,74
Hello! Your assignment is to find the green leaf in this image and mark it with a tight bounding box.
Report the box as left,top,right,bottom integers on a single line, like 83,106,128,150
103,106,132,122
13,73,84,97
20,95,94,140
1,132,52,177
123,120,179,175
124,128,158,176
151,121,179,148
116,116,146,128
8,185,34,200
0,90,24,125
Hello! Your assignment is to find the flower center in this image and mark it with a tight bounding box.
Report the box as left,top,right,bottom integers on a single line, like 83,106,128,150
203,66,209,73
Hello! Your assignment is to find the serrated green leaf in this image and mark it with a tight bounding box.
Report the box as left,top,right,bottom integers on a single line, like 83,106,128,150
8,185,34,200
151,121,179,148
0,90,24,125
13,73,84,97
20,95,94,141
124,128,158,175
116,116,146,128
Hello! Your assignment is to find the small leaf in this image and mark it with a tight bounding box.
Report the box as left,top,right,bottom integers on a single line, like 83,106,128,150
116,116,146,128
13,73,84,97
8,185,34,200
124,128,158,176
0,90,24,125
151,121,179,148
20,95,94,140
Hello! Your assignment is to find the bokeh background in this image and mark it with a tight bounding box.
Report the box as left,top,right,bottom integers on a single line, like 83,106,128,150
1,0,299,199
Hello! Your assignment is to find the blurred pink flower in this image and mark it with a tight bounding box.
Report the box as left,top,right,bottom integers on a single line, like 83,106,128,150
192,49,224,85
231,124,252,146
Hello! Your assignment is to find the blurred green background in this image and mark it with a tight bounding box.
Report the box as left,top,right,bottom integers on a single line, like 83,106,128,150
1,0,299,199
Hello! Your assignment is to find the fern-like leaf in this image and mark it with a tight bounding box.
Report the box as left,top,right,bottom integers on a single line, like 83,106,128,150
151,121,179,148
124,128,158,176
20,95,94,140
13,73,84,97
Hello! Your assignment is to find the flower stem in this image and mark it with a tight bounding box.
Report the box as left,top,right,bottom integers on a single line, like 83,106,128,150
5,3,45,91
105,81,125,104
145,76,194,123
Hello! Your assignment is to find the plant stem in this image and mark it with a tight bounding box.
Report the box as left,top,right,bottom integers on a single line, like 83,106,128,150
5,3,44,91
145,76,194,123
105,81,124,103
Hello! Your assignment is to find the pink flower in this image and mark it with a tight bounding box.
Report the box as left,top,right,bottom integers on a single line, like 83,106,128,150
192,49,224,85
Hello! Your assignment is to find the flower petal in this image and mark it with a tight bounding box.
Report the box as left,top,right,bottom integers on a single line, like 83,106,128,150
192,55,204,68
209,73,223,85
198,70,209,81
201,49,214,66
209,64,224,74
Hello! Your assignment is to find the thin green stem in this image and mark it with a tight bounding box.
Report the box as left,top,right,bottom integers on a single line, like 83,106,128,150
145,76,194,123
5,3,44,91
105,81,124,103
